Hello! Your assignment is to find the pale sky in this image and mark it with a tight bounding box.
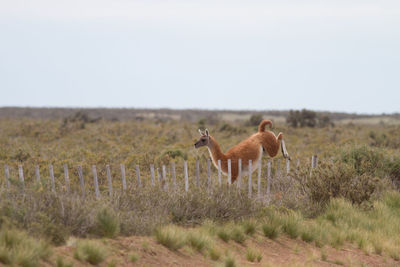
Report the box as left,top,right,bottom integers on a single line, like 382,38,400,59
0,0,399,114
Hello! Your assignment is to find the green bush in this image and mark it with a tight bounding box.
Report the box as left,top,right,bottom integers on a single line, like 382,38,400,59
154,225,186,251
300,161,380,205
74,240,107,265
94,207,120,238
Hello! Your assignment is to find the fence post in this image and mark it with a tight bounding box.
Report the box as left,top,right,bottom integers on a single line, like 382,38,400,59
18,165,24,189
184,160,189,192
267,160,271,202
120,164,127,191
228,159,232,185
150,164,155,186
63,164,70,192
78,165,85,198
217,160,222,186
277,159,281,179
136,165,141,187
35,165,41,183
312,155,318,169
171,162,177,189
92,165,100,199
106,164,113,197
248,160,252,197
49,164,56,193
4,164,10,189
207,158,211,189
257,160,261,198
286,159,290,174
237,158,242,189
162,165,168,190
195,160,200,187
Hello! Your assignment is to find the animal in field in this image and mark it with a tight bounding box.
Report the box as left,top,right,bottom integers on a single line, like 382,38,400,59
194,120,290,183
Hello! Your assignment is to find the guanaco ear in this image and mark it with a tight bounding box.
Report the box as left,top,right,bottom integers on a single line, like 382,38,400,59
198,129,203,136
205,129,209,137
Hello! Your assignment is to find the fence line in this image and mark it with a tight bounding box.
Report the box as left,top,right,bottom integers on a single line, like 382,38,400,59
2,156,321,199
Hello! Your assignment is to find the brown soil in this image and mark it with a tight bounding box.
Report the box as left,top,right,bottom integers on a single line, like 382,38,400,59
51,235,399,267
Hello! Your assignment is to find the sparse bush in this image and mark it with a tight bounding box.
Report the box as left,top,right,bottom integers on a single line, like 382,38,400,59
242,220,256,236
154,225,186,251
94,206,120,238
230,227,246,244
246,248,262,262
187,231,211,253
248,114,263,126
0,227,51,267
296,161,380,205
74,240,107,265
225,255,236,267
208,246,221,261
217,228,230,242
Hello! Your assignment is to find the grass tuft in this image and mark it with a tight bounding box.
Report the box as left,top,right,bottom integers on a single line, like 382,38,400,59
74,240,107,265
187,231,211,253
154,225,186,251
208,246,221,261
246,247,262,262
225,255,236,267
95,207,120,238
230,227,246,244
242,220,257,236
217,228,231,242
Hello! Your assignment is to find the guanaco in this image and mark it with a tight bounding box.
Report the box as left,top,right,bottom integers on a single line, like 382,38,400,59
194,120,290,182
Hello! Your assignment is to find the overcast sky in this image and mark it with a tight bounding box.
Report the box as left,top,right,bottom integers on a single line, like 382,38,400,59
0,0,399,114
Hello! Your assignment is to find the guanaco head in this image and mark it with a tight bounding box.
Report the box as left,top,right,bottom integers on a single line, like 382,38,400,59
194,129,210,148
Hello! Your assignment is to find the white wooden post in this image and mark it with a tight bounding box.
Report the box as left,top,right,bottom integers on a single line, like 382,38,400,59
78,165,85,198
227,159,232,185
49,164,56,193
237,158,242,188
162,165,168,190
286,159,290,174
4,164,10,189
207,158,211,189
277,159,281,179
267,160,271,202
120,164,127,191
257,160,261,198
92,165,100,199
35,165,41,183
106,164,113,197
248,160,252,197
184,160,189,192
150,164,155,186
136,165,141,187
171,162,177,189
217,160,222,186
18,165,24,189
312,155,318,168
195,160,200,187
63,164,70,192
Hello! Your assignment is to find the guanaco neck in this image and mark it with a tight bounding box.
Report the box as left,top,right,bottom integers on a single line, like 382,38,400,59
207,136,227,164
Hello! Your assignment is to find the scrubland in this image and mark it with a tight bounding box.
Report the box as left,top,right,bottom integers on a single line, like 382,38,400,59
0,110,399,266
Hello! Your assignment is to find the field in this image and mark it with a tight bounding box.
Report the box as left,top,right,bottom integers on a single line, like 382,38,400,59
0,108,400,266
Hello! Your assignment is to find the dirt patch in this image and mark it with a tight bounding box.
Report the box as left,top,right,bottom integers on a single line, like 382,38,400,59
50,234,399,266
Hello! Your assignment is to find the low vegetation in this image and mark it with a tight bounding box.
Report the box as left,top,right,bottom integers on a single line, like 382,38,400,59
0,112,399,265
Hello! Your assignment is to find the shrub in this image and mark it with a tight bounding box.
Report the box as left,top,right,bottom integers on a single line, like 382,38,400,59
262,222,280,240
225,255,236,267
154,225,186,251
208,246,221,261
246,248,262,262
281,212,302,239
230,227,246,244
242,220,257,236
217,228,230,242
94,207,120,238
187,231,211,253
0,227,51,267
296,161,380,205
248,114,263,126
74,240,107,265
